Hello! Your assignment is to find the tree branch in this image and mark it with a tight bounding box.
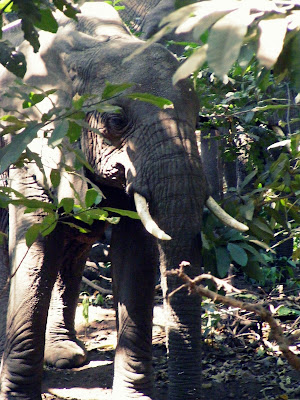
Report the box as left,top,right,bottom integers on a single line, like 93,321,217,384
166,262,300,371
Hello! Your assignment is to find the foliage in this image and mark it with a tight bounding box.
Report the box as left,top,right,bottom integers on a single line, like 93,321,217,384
157,0,300,90
125,0,300,283
200,71,300,281
0,0,299,272
160,2,300,280
0,0,79,76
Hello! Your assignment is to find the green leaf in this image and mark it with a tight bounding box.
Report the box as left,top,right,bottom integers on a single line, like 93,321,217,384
59,197,74,214
207,8,250,81
251,218,274,237
72,93,91,110
49,120,69,147
85,188,102,208
25,223,42,247
248,239,275,253
239,200,255,221
239,242,268,266
103,207,140,219
227,243,248,266
34,8,58,33
239,169,258,189
215,246,231,278
71,148,94,173
74,208,108,224
82,295,89,324
0,123,42,173
85,208,108,220
10,198,55,212
21,18,40,53
0,40,27,77
61,221,91,234
67,121,81,143
276,306,300,317
102,82,133,100
173,44,208,84
50,169,61,188
23,92,46,109
127,93,173,109
40,213,57,236
0,0,14,12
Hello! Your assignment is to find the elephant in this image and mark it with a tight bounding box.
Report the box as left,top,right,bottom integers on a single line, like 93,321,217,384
0,2,248,400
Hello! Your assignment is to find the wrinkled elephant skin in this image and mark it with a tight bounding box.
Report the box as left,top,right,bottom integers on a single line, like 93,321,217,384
0,3,207,400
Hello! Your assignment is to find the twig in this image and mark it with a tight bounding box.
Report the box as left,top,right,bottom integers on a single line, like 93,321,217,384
167,263,300,371
82,276,112,295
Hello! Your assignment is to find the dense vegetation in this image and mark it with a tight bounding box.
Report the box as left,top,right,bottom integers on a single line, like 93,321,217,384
0,0,299,287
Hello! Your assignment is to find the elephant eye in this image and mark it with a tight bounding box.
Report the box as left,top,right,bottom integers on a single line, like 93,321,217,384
103,112,128,137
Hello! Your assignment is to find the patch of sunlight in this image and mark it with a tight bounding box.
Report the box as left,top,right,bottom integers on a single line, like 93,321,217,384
47,386,112,400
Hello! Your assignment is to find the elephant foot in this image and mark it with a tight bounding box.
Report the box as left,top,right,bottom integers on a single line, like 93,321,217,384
44,337,87,368
112,377,154,400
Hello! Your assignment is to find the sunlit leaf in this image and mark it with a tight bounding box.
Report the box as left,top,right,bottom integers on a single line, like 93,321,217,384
102,82,133,100
103,207,140,220
0,0,14,12
191,9,238,40
61,221,90,233
257,18,288,69
25,223,42,247
127,93,173,109
207,8,250,81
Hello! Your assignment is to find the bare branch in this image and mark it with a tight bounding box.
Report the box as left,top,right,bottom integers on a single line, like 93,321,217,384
167,263,300,371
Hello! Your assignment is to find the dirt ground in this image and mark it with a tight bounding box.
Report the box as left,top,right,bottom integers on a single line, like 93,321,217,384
42,279,300,400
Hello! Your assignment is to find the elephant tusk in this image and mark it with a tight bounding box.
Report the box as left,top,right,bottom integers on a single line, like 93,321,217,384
206,196,249,232
134,193,172,240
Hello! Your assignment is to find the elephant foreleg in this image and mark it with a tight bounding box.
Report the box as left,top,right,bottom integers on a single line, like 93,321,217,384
45,239,91,369
1,224,60,399
110,217,157,400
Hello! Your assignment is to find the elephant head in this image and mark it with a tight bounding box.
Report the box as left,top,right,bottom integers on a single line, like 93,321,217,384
0,3,247,400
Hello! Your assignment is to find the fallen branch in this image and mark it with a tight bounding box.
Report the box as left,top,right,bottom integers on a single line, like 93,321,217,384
166,263,300,371
82,276,112,295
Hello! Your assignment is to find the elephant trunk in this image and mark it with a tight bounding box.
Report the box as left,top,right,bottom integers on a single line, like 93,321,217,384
156,196,203,400
143,134,205,399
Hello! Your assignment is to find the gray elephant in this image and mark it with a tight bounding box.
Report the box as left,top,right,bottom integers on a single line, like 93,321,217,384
0,3,247,400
